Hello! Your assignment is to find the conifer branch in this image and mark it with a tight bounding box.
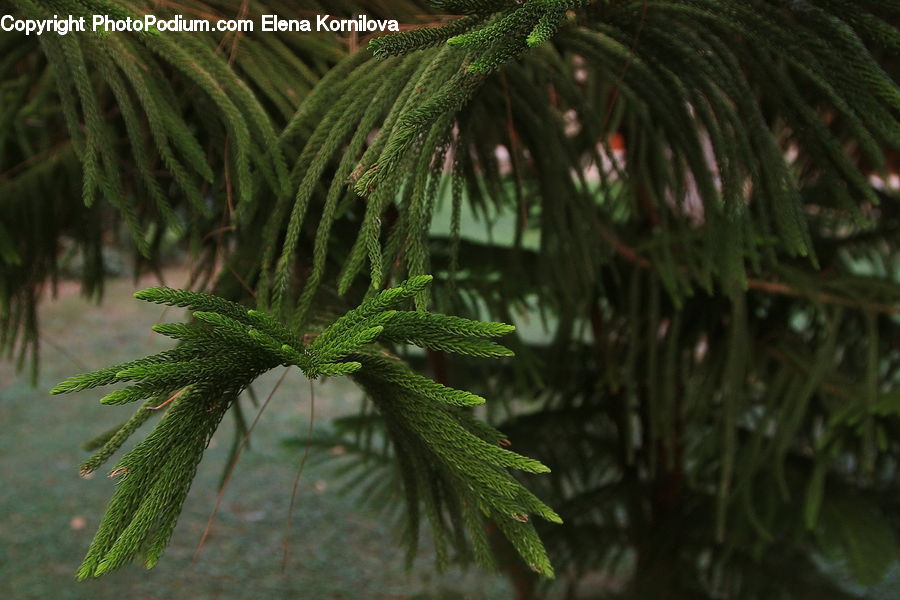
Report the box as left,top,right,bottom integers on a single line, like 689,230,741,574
53,276,556,578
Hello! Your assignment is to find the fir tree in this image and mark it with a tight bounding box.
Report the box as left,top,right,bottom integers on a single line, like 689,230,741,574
2,0,899,598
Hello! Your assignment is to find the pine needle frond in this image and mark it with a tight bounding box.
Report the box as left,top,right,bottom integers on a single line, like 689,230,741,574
53,276,555,577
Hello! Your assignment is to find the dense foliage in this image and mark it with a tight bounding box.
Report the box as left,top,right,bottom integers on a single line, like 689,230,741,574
2,1,899,598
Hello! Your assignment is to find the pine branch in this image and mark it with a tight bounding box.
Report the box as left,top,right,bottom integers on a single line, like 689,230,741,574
52,276,556,578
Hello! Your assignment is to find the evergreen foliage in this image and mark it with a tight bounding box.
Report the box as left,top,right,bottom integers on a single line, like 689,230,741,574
52,276,558,578
2,0,899,596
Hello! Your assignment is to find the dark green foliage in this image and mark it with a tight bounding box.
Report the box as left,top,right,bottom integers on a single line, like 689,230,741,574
369,15,486,58
4,0,900,595
255,0,900,322
0,0,418,379
431,0,516,14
